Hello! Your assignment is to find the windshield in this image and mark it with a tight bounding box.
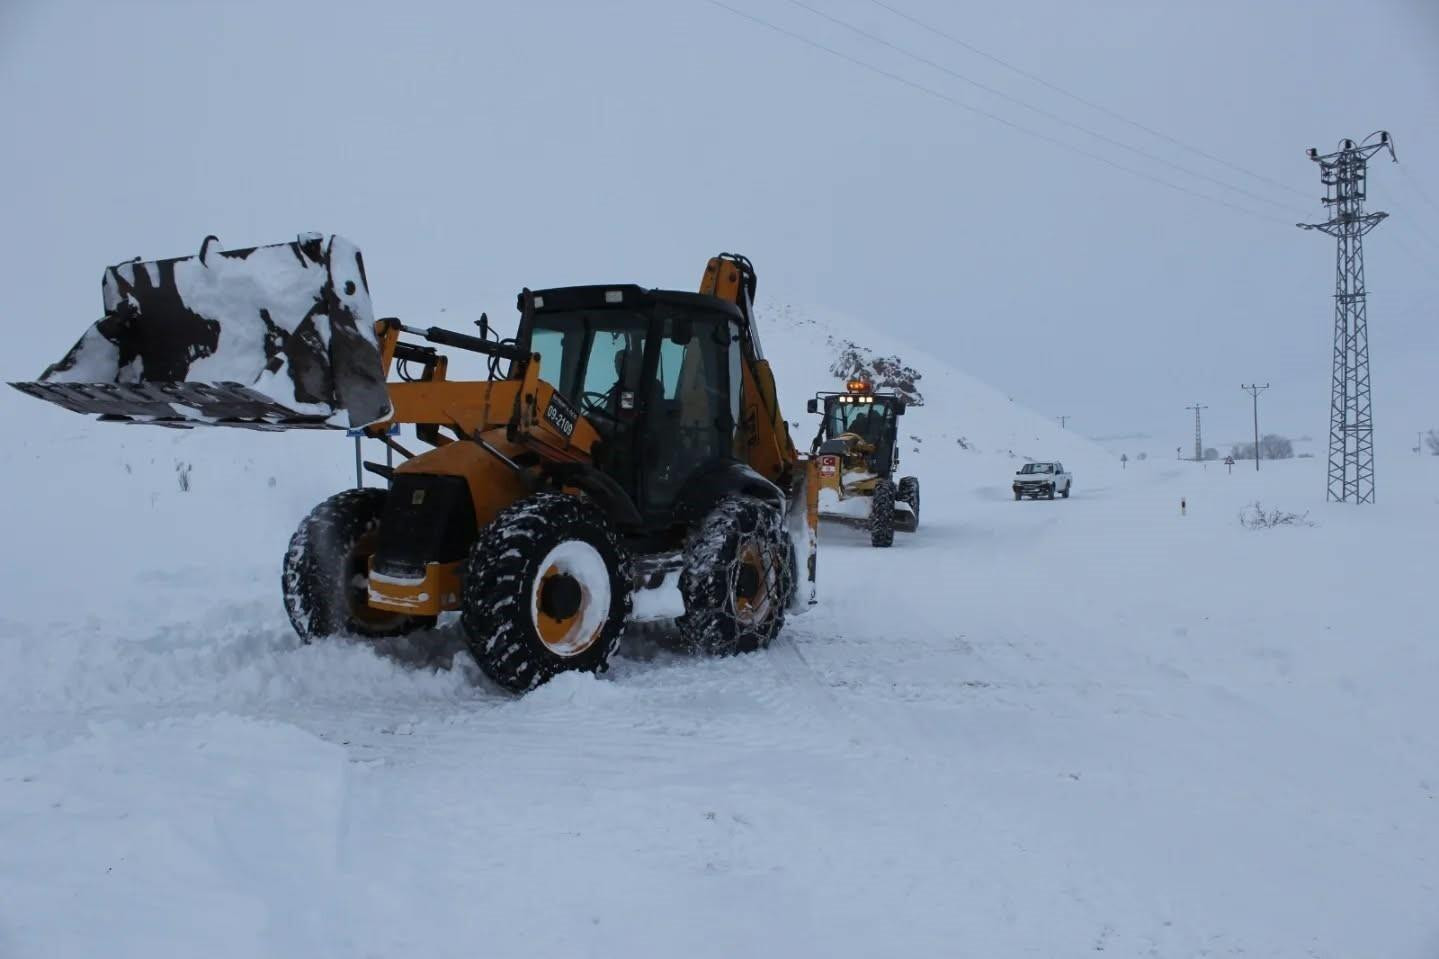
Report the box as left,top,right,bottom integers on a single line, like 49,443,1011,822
824,396,896,444
527,311,649,419
1019,463,1055,474
527,306,741,513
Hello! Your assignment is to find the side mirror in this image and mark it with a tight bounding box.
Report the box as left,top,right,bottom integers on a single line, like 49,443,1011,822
895,400,906,416
806,398,818,414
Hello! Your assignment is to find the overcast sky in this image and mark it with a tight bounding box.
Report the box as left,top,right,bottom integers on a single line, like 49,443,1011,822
2,0,1434,456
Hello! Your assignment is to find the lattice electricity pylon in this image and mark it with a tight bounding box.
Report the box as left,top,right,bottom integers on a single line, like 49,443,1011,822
1186,403,1207,462
1298,132,1396,504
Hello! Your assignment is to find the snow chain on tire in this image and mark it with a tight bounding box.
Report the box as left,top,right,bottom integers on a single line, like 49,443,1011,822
870,479,896,548
677,496,791,656
283,488,435,642
460,493,633,693
898,476,920,530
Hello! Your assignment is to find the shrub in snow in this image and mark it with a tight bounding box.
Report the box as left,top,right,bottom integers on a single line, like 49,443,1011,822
175,461,192,493
1232,435,1295,461
1260,434,1294,460
1426,429,1439,455
1239,501,1314,529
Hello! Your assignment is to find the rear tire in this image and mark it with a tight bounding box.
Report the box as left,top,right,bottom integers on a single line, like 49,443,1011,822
282,488,435,642
870,479,896,547
1060,483,1070,499
460,493,632,693
677,497,790,656
898,476,920,530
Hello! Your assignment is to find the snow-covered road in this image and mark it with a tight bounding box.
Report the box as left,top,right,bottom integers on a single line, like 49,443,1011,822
4,442,1435,958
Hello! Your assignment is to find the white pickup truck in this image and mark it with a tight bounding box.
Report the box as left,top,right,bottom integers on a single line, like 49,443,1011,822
1012,461,1072,500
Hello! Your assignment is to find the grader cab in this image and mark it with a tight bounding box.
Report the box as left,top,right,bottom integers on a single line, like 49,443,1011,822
11,234,818,692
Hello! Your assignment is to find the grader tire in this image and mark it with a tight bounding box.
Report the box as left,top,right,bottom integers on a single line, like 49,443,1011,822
677,497,790,656
461,493,632,693
870,479,896,548
898,476,920,530
282,488,435,642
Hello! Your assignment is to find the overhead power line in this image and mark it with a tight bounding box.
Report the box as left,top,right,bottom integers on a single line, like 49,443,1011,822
1393,213,1439,251
1396,162,1439,217
862,0,1312,201
1386,232,1429,269
784,0,1310,218
704,0,1293,226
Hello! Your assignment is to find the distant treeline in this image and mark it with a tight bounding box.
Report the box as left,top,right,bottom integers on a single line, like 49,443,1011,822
1231,434,1294,461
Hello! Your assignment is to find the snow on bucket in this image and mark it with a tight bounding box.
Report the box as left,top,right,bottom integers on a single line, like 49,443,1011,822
9,233,392,429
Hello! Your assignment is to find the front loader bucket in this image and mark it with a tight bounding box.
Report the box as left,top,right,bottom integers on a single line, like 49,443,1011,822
9,233,392,430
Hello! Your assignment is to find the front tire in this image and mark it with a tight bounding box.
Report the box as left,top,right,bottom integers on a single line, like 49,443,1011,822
870,479,896,547
461,493,632,693
898,476,920,530
677,497,790,656
283,488,435,642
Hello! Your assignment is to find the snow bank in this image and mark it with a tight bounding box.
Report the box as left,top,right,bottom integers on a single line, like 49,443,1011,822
0,716,349,959
3,295,1437,957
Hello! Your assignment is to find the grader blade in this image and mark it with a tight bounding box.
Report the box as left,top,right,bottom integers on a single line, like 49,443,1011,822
9,233,391,429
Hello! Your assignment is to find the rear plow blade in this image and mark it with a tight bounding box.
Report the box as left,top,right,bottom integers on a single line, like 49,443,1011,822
9,233,391,430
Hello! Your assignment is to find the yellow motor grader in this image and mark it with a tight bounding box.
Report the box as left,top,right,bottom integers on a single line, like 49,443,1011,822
806,378,919,547
11,234,818,691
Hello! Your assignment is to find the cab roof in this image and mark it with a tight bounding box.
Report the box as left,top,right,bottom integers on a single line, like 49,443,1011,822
523,285,744,322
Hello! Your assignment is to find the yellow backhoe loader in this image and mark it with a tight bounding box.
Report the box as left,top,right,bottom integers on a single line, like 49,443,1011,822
12,234,818,691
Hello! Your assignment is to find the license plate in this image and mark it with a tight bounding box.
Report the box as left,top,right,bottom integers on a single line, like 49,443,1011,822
543,392,578,438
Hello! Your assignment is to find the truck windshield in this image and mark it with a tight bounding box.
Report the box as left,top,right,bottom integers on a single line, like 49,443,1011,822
1019,463,1054,474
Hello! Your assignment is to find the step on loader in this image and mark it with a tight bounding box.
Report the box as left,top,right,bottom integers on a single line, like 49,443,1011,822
11,234,818,692
806,378,919,547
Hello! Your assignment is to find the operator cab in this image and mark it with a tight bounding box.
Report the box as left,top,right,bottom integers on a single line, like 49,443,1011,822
808,379,905,477
824,394,899,448
523,285,744,521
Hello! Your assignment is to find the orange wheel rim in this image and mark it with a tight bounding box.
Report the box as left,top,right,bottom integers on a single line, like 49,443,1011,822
529,542,610,657
734,543,772,625
536,565,593,650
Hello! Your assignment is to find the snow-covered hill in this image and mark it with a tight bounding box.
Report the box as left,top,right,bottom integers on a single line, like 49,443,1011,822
3,298,1437,958
760,300,1119,476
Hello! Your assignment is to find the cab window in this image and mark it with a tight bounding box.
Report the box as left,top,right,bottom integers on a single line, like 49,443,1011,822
644,315,739,507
